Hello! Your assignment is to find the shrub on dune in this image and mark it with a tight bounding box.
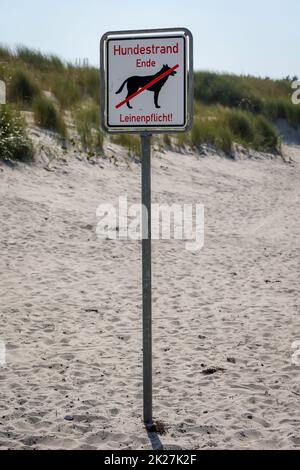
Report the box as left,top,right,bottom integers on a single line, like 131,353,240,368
32,95,66,137
0,105,33,161
226,109,279,152
0,45,12,61
9,69,41,105
226,110,254,143
74,104,103,153
52,76,81,108
254,116,280,152
191,119,233,154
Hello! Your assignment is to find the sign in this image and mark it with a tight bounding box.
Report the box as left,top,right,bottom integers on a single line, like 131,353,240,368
100,28,193,133
99,27,193,429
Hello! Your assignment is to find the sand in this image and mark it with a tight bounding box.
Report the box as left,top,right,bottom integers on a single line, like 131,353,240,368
0,130,299,450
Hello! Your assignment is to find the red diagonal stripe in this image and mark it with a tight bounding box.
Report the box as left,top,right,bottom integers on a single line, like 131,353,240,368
115,64,179,109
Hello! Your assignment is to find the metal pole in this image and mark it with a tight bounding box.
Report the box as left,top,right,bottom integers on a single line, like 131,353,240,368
141,133,153,428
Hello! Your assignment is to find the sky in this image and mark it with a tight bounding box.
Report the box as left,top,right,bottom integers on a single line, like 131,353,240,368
0,0,299,78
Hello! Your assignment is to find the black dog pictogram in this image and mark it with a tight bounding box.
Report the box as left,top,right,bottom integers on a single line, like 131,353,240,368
115,64,177,109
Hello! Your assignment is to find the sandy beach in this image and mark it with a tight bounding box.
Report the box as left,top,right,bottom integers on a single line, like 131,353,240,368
0,130,300,450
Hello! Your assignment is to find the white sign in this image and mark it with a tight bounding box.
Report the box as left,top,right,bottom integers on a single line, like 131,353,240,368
100,28,193,133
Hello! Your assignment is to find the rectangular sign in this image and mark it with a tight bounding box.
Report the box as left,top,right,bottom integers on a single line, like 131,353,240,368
100,28,193,133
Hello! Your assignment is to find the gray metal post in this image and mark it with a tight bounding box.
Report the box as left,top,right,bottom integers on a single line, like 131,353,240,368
141,133,153,428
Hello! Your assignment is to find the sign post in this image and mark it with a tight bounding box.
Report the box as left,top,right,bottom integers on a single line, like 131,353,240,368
100,28,193,428
141,132,153,426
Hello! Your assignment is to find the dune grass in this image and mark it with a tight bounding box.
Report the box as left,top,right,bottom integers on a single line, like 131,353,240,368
8,68,41,105
0,45,12,61
74,102,103,153
51,75,81,109
15,46,65,71
190,118,233,154
194,71,300,128
0,44,297,156
0,104,33,161
0,45,99,109
32,95,66,137
175,104,280,154
112,134,141,158
226,110,280,152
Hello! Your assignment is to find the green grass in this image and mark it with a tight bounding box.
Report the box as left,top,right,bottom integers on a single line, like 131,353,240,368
226,110,255,142
0,45,12,61
15,46,64,71
112,134,141,158
194,72,264,112
32,95,66,137
225,110,280,152
163,133,172,147
74,102,103,153
0,45,100,109
177,105,280,154
8,68,41,105
194,71,300,128
0,105,34,161
51,75,81,109
175,131,190,148
190,119,233,154
0,44,297,156
262,99,300,128
253,115,280,152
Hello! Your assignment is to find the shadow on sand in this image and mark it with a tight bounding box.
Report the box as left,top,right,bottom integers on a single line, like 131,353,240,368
147,430,164,450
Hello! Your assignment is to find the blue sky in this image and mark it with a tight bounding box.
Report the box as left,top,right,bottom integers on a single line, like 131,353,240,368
0,0,299,78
